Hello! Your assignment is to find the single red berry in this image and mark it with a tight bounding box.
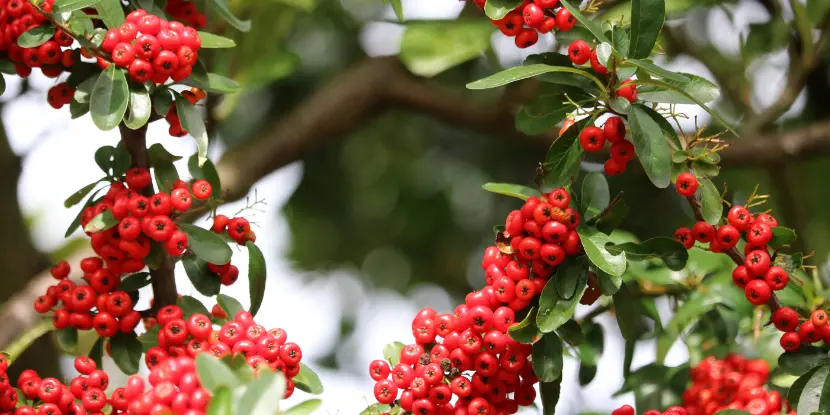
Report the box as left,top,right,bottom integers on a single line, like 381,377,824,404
772,307,799,332
612,405,635,415
137,14,161,35
126,167,151,190
158,29,182,51
590,51,608,74
191,179,212,200
675,172,699,196
764,266,789,291
568,40,591,65
579,126,606,152
128,59,153,82
539,16,557,33
101,29,121,53
604,117,626,144
170,187,193,211
604,158,626,176
732,265,751,288
747,222,773,246
92,312,119,337
50,260,70,279
744,280,771,306
746,249,771,276
780,331,801,352
692,221,716,243
153,50,180,76
800,320,821,343
522,3,544,27
165,230,188,256
555,8,575,31
497,12,523,37
514,28,539,49
674,227,694,249
212,214,230,233
227,217,251,241
74,357,97,375
373,379,398,405
112,42,136,67
812,310,829,328
716,224,740,249
617,80,637,103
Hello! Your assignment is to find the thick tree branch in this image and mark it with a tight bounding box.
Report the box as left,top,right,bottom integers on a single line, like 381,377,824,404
119,124,177,311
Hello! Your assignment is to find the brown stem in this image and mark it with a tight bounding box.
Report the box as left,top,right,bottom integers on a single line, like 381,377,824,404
119,124,178,311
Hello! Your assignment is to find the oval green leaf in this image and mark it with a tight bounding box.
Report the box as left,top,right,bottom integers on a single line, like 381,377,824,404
467,64,605,93
628,0,665,58
84,210,118,233
508,307,540,344
581,172,609,221
178,295,210,318
179,223,233,265
532,332,563,383
537,269,587,333
175,94,209,166
284,399,323,415
629,104,671,188
401,20,495,77
483,0,522,20
195,353,240,392
18,26,56,48
198,32,236,48
699,178,722,225
246,241,266,317
182,255,221,296
625,58,689,82
124,83,151,130
779,346,830,377
120,272,151,292
789,364,830,414
383,341,405,366
217,294,244,319
64,181,100,208
482,183,542,201
636,72,720,104
55,327,78,353
90,66,129,131
209,0,251,31
606,237,689,271
110,332,142,374
293,362,324,395
577,227,627,277
206,386,233,415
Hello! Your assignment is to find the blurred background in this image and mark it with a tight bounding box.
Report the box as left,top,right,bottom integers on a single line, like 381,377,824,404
0,0,829,413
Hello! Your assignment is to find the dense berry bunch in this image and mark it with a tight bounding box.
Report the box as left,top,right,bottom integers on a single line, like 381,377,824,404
164,0,207,30
612,355,791,415
775,307,829,353
0,0,77,79
122,355,209,415
144,306,302,399
472,0,575,49
46,82,76,110
567,116,636,176
673,206,784,307
99,9,201,84
368,189,585,413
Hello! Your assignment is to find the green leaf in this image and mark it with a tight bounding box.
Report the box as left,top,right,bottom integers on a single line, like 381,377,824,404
383,342,405,366
246,241,266,317
808,0,830,25
594,198,629,235
537,268,587,333
515,84,594,135
555,26,596,45
65,187,105,237
778,347,830,377
467,64,604,93
182,254,221,297
196,353,240,391
508,307,540,344
293,363,324,395
206,386,233,415
578,227,627,277
175,94,209,166
84,211,119,233
88,337,105,369
153,161,179,194
613,26,631,57
360,404,392,415
209,0,251,31
770,227,797,249
607,237,689,271
629,104,671,188
608,97,631,114
789,365,830,414
625,58,688,82
54,0,102,12
123,83,151,130
90,66,129,131
483,0,522,20
153,87,174,117
217,294,244,319
699,178,722,225
187,155,222,200
179,223,233,265
237,371,286,415
284,400,323,415
120,272,151,292
389,0,403,21
148,143,182,165
637,73,720,105
579,323,604,366
110,332,142,374
401,20,495,77
64,181,100,208
178,295,210,318
638,78,734,135
597,269,622,295
70,99,90,119
111,147,131,178
539,379,562,415
184,73,242,93
482,183,542,201
559,0,612,45
17,26,56,48
595,42,614,68
554,258,588,300
532,332,564,382
628,0,665,58
198,32,236,48
581,172,609,221
539,117,590,190
95,0,125,29
523,53,603,94
612,282,645,341
55,328,78,353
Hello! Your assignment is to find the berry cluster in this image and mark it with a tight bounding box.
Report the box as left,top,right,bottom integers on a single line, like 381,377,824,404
369,189,585,413
164,0,207,30
143,306,303,400
775,307,828,353
0,0,77,79
99,9,201,84
122,355,209,415
570,116,636,176
10,355,122,415
46,82,76,110
37,258,142,338
472,0,576,49
564,39,638,98
613,355,792,415
673,206,784,306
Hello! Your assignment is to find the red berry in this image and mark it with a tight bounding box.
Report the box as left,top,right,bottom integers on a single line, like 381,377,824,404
227,217,251,242
674,227,694,249
617,80,637,102
716,224,740,249
604,158,626,176
497,12,523,37
744,280,771,306
780,331,801,352
165,230,188,256
772,307,799,332
612,405,635,415
731,265,751,288
745,249,771,276
137,14,162,35
128,59,153,82
727,205,752,231
675,172,699,196
555,8,575,31
522,3,544,27
764,266,789,291
590,51,608,74
800,320,821,343
579,126,606,152
170,187,193,211
50,260,70,279
813,310,829,328
568,40,591,65
514,28,539,49
112,42,136,67
746,222,773,246
191,179,212,200
373,379,398,405
153,50,180,75
692,221,715,243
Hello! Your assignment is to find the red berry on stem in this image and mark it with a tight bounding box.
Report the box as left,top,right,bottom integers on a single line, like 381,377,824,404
675,172,699,196
555,8,575,31
568,40,591,65
744,280,771,306
579,126,606,152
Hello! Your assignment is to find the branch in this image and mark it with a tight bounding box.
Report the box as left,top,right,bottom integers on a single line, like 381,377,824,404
119,124,178,311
